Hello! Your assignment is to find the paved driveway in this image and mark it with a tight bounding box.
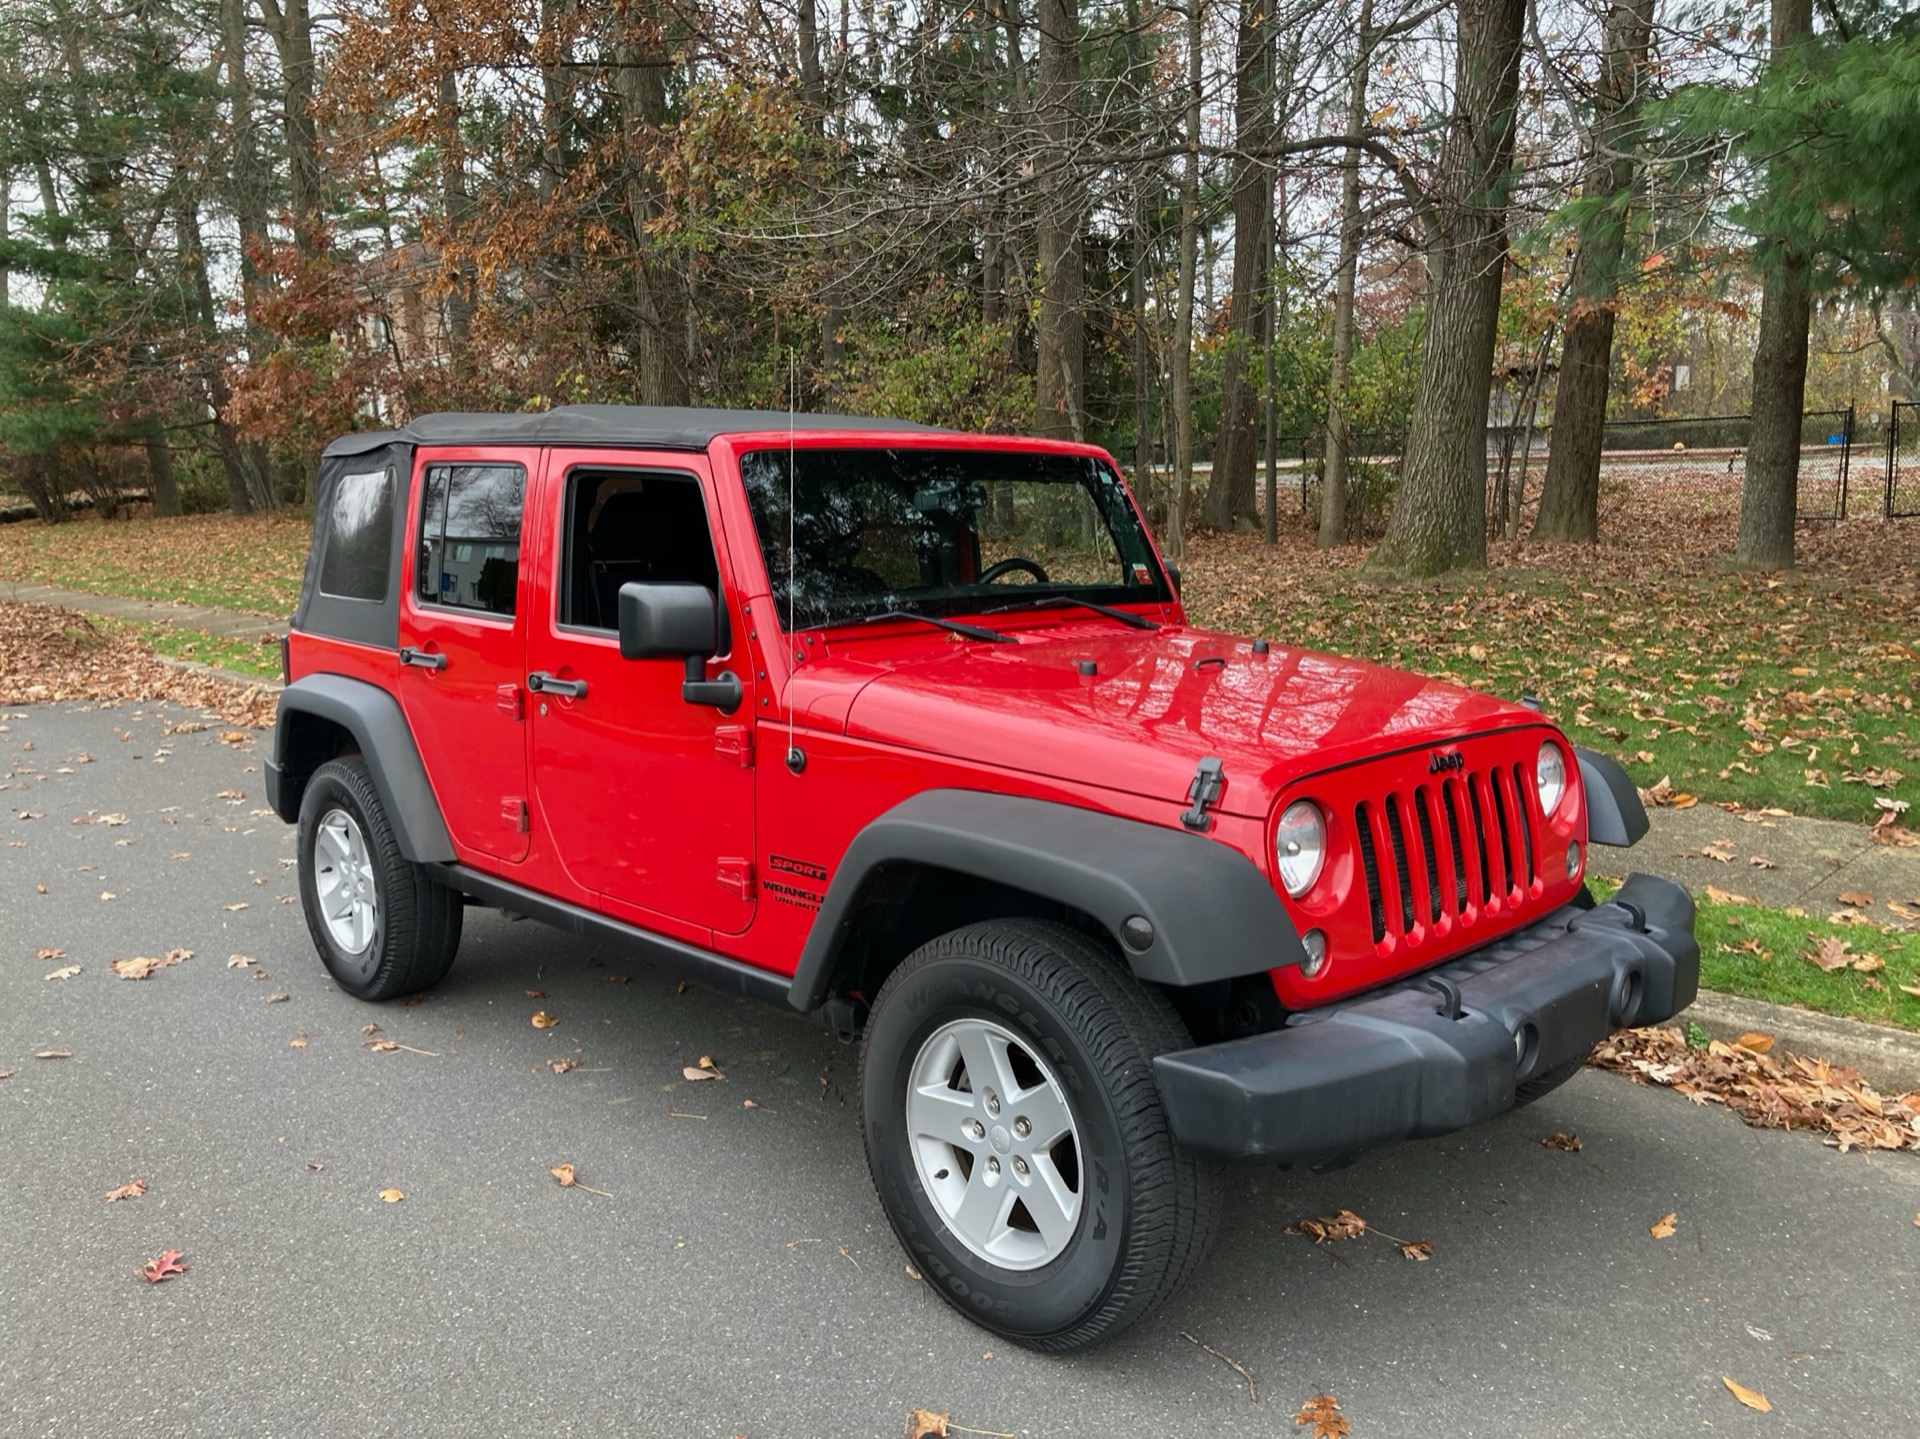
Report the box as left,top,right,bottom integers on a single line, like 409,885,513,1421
4,702,1916,1439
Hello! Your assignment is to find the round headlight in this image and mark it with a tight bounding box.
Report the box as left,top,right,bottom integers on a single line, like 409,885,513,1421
1536,741,1567,816
1275,801,1326,898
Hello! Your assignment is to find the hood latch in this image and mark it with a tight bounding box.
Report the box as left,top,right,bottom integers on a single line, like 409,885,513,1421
1180,757,1226,832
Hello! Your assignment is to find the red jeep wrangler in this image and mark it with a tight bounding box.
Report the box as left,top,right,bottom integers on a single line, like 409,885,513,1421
269,406,1697,1349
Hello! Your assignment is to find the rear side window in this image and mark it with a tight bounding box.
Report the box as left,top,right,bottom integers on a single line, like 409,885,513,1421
318,468,395,602
416,463,526,617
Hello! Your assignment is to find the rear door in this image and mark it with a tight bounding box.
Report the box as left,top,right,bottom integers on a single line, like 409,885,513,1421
525,450,756,937
397,448,536,865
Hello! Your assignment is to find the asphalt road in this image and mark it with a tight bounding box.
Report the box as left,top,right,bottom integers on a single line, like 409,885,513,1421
4,701,1917,1439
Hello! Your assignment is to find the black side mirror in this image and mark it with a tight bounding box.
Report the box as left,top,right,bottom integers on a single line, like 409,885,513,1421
616,582,742,714
618,582,719,660
1163,558,1182,596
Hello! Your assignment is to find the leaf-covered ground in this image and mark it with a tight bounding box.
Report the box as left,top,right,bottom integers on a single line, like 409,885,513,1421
1185,516,1920,823
0,511,310,615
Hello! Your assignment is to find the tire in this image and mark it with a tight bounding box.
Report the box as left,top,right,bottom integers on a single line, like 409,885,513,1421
296,756,462,1001
1514,1055,1583,1107
859,919,1223,1351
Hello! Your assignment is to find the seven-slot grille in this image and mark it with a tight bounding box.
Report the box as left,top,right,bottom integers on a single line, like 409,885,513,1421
1352,764,1540,944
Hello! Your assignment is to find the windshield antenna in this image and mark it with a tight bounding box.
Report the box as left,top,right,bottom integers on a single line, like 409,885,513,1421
785,347,803,775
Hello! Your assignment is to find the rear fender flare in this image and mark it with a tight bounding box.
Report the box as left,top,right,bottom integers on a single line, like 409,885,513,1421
268,673,454,864
786,789,1303,1012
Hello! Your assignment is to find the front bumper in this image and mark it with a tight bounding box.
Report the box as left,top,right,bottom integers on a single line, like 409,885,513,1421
1153,874,1698,1165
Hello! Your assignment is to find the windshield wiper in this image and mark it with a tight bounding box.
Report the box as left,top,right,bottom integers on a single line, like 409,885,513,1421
982,594,1160,631
803,608,1017,644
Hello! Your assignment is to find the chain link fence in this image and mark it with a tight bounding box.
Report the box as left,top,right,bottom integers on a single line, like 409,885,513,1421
1888,401,1920,520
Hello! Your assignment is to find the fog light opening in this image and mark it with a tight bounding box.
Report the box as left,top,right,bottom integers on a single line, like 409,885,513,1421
1298,929,1328,978
1613,968,1645,1027
1513,1022,1540,1080
1565,840,1582,879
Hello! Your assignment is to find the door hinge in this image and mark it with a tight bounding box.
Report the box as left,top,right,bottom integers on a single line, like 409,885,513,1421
501,797,529,833
716,857,754,899
714,724,753,768
496,683,524,720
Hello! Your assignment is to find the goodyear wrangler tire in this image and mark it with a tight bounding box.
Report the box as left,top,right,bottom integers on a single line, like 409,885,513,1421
859,919,1222,1350
297,756,462,1001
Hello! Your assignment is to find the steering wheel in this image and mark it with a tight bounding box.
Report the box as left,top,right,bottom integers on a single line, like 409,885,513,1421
979,556,1050,584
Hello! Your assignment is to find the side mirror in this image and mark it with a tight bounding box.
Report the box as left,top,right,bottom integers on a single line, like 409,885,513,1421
618,582,718,661
1163,558,1182,596
617,581,742,714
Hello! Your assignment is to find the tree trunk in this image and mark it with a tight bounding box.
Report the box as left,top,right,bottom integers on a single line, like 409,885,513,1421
1318,0,1375,548
179,198,257,514
1736,0,1816,572
1031,0,1085,440
1131,191,1157,515
437,66,474,352
1364,0,1526,579
1203,0,1276,532
1166,0,1204,559
612,8,692,407
1531,0,1654,545
143,433,183,519
798,0,843,374
256,0,321,253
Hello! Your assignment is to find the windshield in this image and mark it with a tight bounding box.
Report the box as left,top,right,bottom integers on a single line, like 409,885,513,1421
739,447,1170,630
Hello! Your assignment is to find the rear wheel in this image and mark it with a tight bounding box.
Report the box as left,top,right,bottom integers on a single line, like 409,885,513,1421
296,756,462,1000
859,919,1222,1351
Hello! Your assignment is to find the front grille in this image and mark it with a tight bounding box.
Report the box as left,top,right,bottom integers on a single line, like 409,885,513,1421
1354,767,1540,945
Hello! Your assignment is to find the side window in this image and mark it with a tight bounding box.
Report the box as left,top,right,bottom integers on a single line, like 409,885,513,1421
416,463,525,617
560,470,720,631
318,467,394,602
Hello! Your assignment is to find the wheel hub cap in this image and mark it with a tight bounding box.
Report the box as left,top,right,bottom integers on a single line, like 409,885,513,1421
905,1016,1083,1271
313,808,378,956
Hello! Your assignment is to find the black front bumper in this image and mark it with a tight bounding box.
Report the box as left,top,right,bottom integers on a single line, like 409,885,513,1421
1153,874,1699,1165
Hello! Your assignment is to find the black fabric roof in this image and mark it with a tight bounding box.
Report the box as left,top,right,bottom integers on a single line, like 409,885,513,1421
320,405,941,458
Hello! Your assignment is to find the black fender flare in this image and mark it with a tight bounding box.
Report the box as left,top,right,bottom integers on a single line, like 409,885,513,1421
785,789,1304,1012
266,673,455,864
1577,747,1649,848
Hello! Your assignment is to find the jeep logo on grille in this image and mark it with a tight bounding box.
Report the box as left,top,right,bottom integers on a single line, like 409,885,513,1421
1428,750,1465,774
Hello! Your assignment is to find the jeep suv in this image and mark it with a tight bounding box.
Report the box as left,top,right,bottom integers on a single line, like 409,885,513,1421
269,405,1697,1350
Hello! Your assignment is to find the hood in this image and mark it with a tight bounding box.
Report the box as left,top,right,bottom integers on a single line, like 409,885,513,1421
795,621,1542,818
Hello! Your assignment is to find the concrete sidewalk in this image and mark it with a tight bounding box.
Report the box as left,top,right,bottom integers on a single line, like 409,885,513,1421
0,580,283,643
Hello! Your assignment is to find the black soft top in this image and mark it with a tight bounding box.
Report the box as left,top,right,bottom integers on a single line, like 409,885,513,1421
321,405,940,458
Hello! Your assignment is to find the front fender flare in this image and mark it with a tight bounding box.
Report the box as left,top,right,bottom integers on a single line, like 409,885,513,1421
1577,747,1649,848
267,673,454,864
786,789,1304,1012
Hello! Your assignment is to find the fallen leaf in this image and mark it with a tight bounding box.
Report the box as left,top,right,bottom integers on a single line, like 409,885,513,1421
226,954,255,968
35,947,64,960
99,891,114,901
263,992,289,1004
1900,983,1920,999
1851,955,1886,974
1733,1032,1775,1055
1294,1394,1352,1439
1806,936,1853,973
1541,1131,1582,1151
1838,890,1876,908
1723,1376,1771,1412
1398,1239,1434,1261
104,1179,147,1203
42,964,81,981
682,1065,722,1082
525,989,545,998
111,952,187,980
551,1163,577,1187
1701,840,1736,863
222,902,249,911
1286,1208,1368,1244
1702,885,1757,906
530,1011,559,1029
363,1038,399,1052
1748,855,1777,869
1650,1212,1678,1239
906,1411,950,1439
548,1057,580,1074
378,1188,405,1203
361,1023,380,1035
137,1249,188,1284
34,1050,71,1060
218,731,249,745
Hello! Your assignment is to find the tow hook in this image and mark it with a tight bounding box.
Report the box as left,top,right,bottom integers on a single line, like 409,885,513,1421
1426,974,1465,1021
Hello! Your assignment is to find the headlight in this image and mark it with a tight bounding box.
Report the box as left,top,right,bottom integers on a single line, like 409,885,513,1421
1275,801,1326,897
1536,741,1567,815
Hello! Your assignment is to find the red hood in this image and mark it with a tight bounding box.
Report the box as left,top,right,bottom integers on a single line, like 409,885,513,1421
788,621,1543,818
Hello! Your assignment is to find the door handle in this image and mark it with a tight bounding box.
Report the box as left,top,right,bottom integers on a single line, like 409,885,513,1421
399,647,447,670
527,671,587,699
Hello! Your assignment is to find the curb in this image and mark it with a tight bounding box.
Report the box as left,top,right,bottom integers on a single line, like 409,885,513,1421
1681,989,1920,1093
151,654,284,693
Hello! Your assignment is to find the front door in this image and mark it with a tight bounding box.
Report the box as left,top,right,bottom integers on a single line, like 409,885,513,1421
397,448,535,865
526,453,756,937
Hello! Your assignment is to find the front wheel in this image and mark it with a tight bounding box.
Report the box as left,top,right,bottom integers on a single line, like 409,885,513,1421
859,919,1222,1350
296,756,462,1000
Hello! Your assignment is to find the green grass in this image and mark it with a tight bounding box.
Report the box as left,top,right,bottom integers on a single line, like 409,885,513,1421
1186,528,1920,823
98,618,283,679
1591,876,1920,1031
0,511,310,614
